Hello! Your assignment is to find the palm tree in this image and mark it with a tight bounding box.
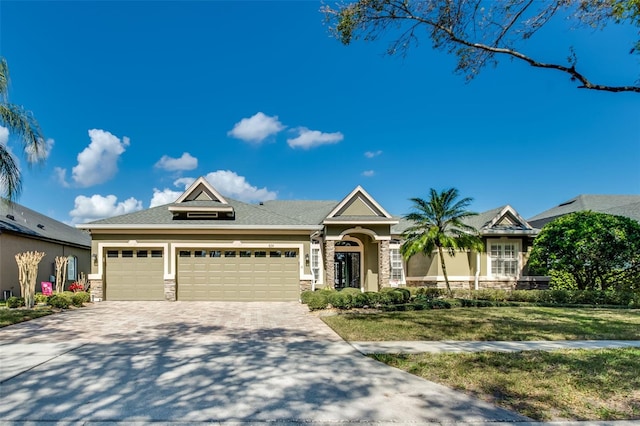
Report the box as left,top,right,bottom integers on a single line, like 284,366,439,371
0,57,45,202
401,188,483,296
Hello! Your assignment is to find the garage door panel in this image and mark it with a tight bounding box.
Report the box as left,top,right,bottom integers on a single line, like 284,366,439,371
106,251,164,301
177,248,299,301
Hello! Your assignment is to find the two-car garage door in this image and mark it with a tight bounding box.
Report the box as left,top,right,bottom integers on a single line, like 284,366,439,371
177,249,299,301
104,248,299,301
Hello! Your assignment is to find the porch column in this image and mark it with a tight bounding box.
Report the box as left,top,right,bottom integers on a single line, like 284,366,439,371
378,239,390,290
324,240,335,289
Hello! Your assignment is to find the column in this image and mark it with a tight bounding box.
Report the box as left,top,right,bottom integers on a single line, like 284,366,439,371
324,240,335,290
378,239,390,290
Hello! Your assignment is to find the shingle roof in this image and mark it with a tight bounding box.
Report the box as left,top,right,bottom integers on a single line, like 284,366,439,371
391,205,537,236
83,198,339,227
0,201,91,247
528,195,640,228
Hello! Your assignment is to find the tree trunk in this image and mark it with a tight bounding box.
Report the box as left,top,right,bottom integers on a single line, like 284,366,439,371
438,246,452,297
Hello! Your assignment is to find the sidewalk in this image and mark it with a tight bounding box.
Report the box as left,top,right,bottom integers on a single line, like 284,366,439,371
350,339,640,354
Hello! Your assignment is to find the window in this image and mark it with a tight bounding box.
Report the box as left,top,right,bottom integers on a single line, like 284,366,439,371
209,250,221,258
389,247,405,284
224,251,236,258
490,243,518,277
122,250,134,258
269,251,282,258
179,250,191,258
107,250,118,258
311,244,321,284
67,255,77,280
254,251,266,258
151,250,163,258
137,250,148,258
194,250,207,258
284,251,297,258
239,250,251,258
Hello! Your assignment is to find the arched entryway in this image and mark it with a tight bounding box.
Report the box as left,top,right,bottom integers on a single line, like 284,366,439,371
334,238,363,290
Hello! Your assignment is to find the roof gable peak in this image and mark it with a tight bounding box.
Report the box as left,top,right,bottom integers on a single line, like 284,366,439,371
174,176,229,204
484,205,533,231
326,185,393,219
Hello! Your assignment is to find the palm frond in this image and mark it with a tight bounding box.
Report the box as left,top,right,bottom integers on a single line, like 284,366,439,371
0,104,45,164
0,143,21,201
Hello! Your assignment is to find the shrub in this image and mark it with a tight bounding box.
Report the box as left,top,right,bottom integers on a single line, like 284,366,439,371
69,282,84,292
328,291,352,309
306,292,329,311
300,290,315,305
71,291,90,307
363,291,382,307
380,287,410,304
34,292,50,305
6,296,24,309
48,293,71,309
415,287,446,300
429,299,451,309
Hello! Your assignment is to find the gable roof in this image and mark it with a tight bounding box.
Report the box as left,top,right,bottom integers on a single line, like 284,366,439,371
324,186,397,225
391,205,537,237
0,201,91,248
528,195,640,228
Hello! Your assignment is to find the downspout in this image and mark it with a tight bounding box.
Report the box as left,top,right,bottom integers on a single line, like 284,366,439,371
474,251,480,291
310,231,321,291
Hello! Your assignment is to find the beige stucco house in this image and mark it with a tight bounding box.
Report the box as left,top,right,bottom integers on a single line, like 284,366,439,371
78,177,545,301
0,201,91,299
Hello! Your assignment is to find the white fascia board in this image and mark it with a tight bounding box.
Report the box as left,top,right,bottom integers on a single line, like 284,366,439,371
168,205,234,212
325,185,394,219
77,224,324,231
322,220,399,225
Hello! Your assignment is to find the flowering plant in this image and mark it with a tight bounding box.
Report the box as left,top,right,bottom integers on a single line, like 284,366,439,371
69,282,84,292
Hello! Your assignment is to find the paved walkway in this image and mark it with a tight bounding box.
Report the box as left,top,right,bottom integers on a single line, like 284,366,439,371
0,302,528,424
350,339,640,354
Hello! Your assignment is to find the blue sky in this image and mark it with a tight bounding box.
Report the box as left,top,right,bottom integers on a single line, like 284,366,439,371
1,1,638,225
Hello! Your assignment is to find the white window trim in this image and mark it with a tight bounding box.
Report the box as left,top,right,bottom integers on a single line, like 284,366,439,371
487,239,520,279
389,243,406,286
311,240,323,286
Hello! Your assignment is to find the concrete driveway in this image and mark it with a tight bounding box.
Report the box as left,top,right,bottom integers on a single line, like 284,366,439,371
0,301,528,423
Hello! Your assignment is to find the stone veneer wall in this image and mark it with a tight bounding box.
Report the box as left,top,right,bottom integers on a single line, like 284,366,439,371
324,240,335,289
405,278,550,290
89,279,103,301
164,279,176,301
377,240,390,291
299,280,312,293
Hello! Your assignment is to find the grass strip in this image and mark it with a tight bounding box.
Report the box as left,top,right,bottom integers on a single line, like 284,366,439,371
372,348,640,421
322,307,640,341
0,307,55,327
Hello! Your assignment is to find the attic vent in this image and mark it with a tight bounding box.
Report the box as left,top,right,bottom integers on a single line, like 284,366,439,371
186,212,218,219
558,200,576,207
37,224,45,229
6,214,15,220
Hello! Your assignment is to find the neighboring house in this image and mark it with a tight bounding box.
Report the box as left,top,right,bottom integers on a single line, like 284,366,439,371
0,201,91,299
78,177,545,301
528,194,640,229
393,205,545,290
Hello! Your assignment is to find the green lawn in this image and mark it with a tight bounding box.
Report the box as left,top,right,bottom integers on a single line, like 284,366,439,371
373,348,640,421
0,306,55,327
321,307,640,341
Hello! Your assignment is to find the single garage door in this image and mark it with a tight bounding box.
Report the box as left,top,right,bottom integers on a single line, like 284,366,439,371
177,249,299,301
105,249,165,300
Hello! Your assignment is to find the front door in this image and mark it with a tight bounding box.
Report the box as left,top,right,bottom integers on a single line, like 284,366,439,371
334,252,360,289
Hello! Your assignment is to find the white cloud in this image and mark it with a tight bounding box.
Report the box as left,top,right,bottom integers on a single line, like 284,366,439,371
227,112,285,143
26,138,54,162
150,188,182,208
0,126,8,146
287,127,344,149
174,177,196,189
364,150,382,158
69,194,142,224
54,167,70,188
155,152,198,171
72,129,130,187
204,170,276,202
362,170,375,177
